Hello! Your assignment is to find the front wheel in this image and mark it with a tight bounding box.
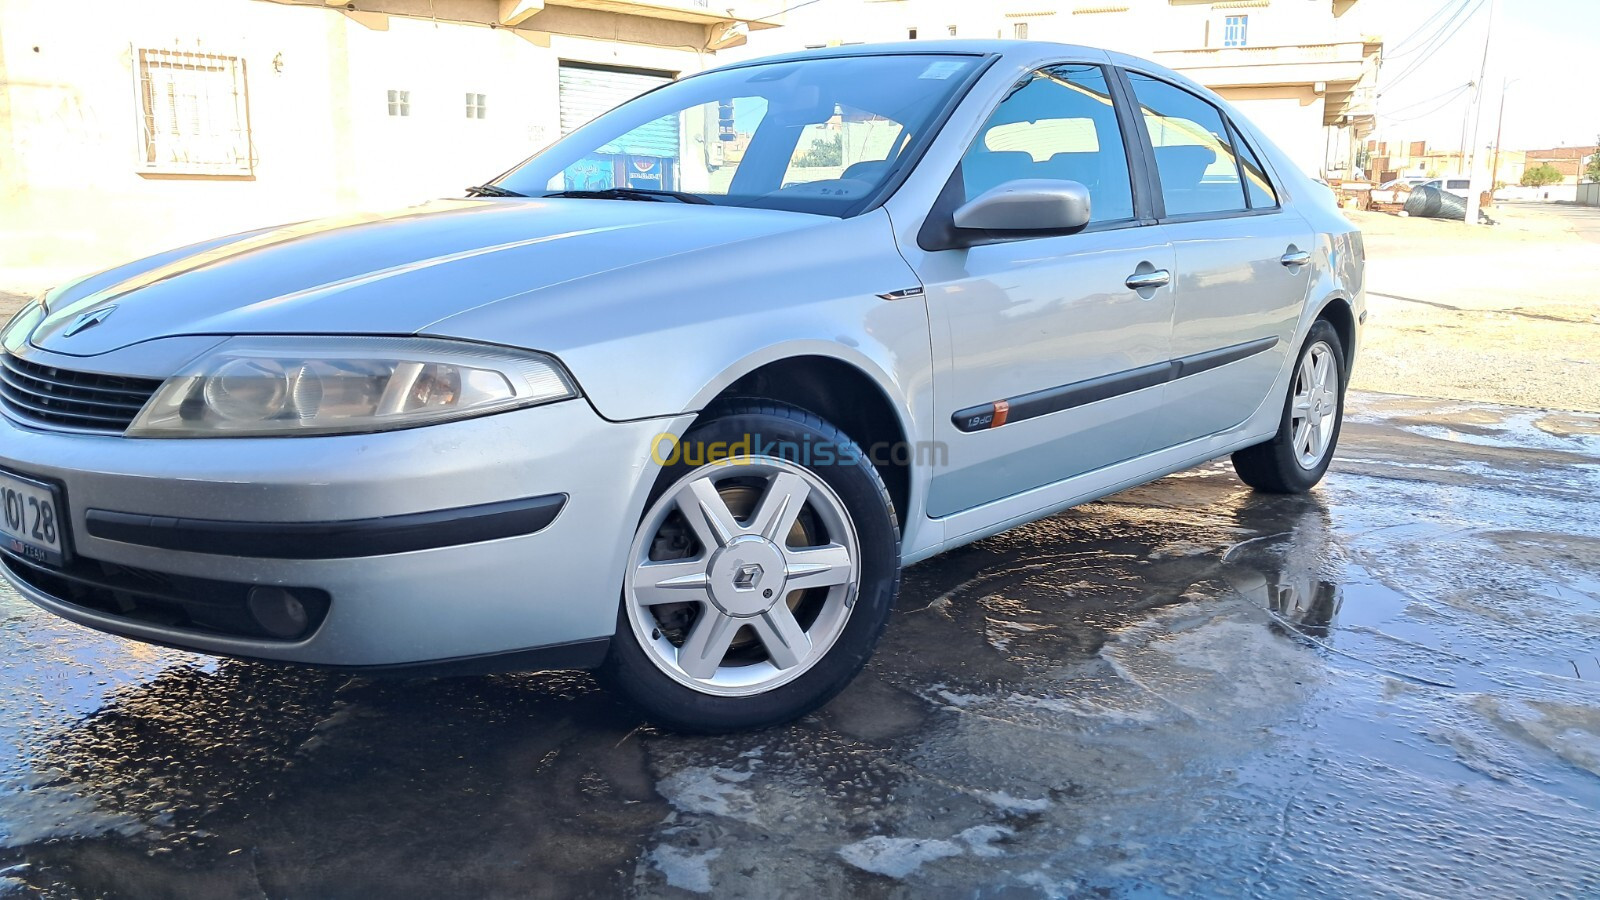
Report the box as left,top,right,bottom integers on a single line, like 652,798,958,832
1232,320,1346,493
600,401,900,733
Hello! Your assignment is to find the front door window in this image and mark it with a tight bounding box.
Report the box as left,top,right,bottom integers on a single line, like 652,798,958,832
960,64,1136,225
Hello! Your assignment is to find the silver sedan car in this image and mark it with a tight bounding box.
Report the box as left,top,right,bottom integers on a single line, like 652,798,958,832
0,41,1362,732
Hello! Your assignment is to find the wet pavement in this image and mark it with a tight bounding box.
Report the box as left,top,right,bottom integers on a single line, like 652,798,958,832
3,391,1599,898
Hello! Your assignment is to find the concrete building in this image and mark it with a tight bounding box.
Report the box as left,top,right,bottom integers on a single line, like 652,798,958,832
1523,145,1599,186
0,0,784,289
735,0,1383,181
1365,139,1526,188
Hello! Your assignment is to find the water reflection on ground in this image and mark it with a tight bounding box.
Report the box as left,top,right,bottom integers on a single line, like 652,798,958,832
2,392,1599,897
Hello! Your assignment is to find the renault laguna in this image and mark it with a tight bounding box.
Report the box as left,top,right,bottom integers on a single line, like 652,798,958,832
0,41,1362,732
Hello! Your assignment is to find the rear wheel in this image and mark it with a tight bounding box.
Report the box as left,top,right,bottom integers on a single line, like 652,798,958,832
601,401,899,733
1232,320,1346,494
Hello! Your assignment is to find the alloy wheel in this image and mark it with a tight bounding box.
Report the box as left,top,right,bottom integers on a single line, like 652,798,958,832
623,456,861,697
1291,340,1339,469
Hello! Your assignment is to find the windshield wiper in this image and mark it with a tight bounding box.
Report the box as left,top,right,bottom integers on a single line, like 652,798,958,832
542,187,712,205
466,184,526,197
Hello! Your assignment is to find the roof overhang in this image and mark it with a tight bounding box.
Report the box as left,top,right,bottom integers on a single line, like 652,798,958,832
543,0,780,29
1154,42,1371,90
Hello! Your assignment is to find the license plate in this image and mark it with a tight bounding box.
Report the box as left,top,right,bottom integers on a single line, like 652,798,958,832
0,471,67,568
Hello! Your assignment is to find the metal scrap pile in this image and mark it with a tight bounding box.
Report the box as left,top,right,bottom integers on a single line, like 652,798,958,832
1403,186,1496,224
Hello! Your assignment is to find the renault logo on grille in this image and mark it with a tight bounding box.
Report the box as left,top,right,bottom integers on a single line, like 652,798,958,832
63,306,116,338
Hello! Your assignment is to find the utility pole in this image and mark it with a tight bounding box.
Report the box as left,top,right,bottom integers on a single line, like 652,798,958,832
1464,0,1500,227
1490,76,1519,193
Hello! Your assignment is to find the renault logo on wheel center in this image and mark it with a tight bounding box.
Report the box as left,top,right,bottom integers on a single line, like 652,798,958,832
732,563,764,591
706,535,787,618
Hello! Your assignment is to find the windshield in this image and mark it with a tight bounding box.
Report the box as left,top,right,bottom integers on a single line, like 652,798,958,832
494,54,984,217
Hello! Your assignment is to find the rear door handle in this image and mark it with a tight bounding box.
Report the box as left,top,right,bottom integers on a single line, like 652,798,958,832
1281,250,1312,267
1125,270,1171,291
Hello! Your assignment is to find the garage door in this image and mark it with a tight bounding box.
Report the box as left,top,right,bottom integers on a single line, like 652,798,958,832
558,62,675,148
557,62,680,190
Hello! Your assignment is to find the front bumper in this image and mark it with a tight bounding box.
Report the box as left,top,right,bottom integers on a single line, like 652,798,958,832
0,398,691,668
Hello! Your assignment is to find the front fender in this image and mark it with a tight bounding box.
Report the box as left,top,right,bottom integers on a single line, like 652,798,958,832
427,209,934,433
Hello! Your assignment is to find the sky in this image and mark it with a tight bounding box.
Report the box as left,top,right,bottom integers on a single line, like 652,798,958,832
1371,0,1600,152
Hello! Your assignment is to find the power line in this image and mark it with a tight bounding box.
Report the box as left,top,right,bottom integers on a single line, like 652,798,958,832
745,0,824,24
1386,0,1469,57
1384,85,1473,123
1385,0,1482,73
1382,81,1473,117
1380,0,1486,96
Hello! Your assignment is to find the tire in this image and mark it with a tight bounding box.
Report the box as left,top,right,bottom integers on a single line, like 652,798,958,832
1231,320,1346,494
600,399,900,733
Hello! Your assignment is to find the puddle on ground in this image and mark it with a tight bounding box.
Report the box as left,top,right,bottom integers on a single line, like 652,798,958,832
2,393,1600,897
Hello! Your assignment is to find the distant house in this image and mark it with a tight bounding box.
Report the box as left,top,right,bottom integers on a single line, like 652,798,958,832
1522,146,1600,186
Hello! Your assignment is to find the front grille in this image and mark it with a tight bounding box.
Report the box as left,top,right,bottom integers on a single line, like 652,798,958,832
0,352,163,433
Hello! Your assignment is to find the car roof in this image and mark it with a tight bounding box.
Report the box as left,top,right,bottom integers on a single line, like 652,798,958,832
709,39,1203,99
721,39,1093,64
719,39,1180,76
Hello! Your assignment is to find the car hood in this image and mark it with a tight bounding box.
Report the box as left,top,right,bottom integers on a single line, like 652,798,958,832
31,198,827,357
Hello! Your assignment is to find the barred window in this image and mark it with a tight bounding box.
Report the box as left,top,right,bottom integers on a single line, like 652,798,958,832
388,89,411,117
1223,15,1249,47
465,93,487,119
136,48,252,175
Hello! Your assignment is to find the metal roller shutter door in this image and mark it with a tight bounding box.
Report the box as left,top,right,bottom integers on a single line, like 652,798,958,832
558,63,677,156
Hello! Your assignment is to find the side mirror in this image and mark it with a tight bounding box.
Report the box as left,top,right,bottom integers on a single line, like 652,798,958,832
952,179,1092,235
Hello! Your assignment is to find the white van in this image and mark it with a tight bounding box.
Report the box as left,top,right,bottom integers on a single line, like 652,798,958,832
1423,175,1476,197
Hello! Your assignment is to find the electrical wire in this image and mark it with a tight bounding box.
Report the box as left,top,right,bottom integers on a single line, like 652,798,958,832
1380,0,1486,96
1385,0,1470,59
1382,84,1473,123
1385,0,1482,75
744,0,824,24
1382,81,1472,116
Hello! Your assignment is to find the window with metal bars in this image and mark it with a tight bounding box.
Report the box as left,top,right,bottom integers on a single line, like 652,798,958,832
1223,15,1248,47
135,48,252,175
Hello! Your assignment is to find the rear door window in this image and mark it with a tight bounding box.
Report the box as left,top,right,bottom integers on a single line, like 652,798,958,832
1126,72,1248,217
1232,127,1278,208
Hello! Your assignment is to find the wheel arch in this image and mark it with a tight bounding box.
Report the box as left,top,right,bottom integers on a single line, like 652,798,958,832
689,352,915,533
1313,295,1357,375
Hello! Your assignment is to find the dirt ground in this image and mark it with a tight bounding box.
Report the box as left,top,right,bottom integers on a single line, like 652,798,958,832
1351,202,1600,413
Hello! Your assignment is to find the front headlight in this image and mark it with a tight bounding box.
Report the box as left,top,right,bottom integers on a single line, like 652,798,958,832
2,302,43,352
127,336,578,437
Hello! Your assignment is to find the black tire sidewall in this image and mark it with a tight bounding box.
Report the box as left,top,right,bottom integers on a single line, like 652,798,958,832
601,402,900,733
1270,321,1346,491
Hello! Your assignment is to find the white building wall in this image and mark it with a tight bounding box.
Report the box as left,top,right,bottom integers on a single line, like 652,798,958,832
1215,85,1328,179
0,0,710,290
739,0,1372,56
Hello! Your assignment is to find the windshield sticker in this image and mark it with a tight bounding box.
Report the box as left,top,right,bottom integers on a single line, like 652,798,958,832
919,60,968,80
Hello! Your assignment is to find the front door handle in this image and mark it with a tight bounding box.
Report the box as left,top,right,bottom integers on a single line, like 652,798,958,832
1125,269,1171,291
1281,249,1312,267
